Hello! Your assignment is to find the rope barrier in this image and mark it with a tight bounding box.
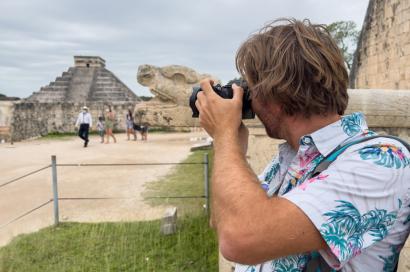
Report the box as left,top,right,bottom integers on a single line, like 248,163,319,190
0,165,51,189
59,196,206,200
0,199,52,230
57,162,205,167
59,197,132,200
145,195,206,199
0,158,208,230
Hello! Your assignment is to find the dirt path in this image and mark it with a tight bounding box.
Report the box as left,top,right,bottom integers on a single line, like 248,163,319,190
0,131,208,246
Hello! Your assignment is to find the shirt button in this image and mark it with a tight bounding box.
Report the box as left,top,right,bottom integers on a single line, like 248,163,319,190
300,136,313,146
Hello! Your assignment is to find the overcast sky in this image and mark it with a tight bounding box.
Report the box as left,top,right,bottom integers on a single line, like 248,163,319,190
0,0,369,98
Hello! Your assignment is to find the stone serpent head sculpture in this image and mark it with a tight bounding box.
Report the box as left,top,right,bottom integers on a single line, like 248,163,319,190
137,64,219,106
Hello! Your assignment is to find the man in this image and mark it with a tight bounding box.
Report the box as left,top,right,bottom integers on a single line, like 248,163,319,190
195,18,410,271
75,106,92,147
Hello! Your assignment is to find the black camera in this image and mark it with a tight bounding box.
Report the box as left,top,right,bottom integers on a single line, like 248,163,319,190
189,80,255,119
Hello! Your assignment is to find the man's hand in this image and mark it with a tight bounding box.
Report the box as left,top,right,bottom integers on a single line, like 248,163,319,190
195,79,243,140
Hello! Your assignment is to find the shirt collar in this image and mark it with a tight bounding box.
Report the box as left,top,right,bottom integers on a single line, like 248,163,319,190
302,112,369,157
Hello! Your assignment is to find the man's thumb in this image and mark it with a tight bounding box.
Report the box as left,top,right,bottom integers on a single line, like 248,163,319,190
232,83,244,102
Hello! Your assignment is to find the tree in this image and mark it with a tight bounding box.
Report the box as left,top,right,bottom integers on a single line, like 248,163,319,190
326,21,360,71
0,93,20,101
227,77,243,85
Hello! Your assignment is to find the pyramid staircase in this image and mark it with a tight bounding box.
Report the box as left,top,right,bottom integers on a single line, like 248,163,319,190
27,56,138,103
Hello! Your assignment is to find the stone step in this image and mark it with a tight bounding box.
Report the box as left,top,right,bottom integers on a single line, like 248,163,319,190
55,76,71,82
92,93,127,99
95,87,122,92
36,90,66,95
50,81,70,87
96,77,114,82
95,85,118,90
97,71,111,77
40,86,68,92
42,86,68,91
96,81,115,86
31,94,66,101
62,71,73,77
92,91,127,95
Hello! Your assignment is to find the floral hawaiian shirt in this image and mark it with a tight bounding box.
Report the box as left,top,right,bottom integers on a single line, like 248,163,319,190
235,112,410,272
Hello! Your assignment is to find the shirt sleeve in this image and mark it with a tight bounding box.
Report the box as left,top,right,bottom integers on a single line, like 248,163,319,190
281,139,409,269
257,156,281,193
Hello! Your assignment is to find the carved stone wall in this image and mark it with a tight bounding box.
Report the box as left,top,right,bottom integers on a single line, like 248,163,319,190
0,101,14,142
350,0,410,89
10,102,135,141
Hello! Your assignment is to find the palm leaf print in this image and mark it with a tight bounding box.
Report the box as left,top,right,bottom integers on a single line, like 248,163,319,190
379,245,401,271
341,112,364,136
270,254,309,272
265,162,280,182
321,200,397,262
359,144,410,169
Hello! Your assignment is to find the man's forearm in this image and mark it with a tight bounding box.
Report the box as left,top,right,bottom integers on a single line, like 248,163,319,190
211,133,264,231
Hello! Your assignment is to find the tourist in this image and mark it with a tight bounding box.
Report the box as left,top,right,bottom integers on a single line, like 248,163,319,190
96,116,105,143
126,108,137,141
195,18,410,270
75,106,92,147
141,122,149,141
105,106,116,144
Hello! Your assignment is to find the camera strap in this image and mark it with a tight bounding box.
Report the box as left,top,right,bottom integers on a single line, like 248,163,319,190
311,135,410,178
302,134,409,272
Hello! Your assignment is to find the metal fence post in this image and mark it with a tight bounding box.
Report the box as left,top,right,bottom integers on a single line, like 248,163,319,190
51,155,59,226
204,153,210,216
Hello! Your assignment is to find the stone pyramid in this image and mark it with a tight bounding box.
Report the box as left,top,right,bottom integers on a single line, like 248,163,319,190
27,56,139,103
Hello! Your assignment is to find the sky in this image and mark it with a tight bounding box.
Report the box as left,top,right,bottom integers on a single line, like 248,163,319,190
0,0,369,98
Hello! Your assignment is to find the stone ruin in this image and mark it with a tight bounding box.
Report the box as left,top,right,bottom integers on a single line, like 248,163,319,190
1,56,140,142
350,0,410,89
28,56,137,103
135,64,219,128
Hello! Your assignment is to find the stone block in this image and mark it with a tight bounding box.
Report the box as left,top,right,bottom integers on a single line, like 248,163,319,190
160,207,177,235
401,21,410,33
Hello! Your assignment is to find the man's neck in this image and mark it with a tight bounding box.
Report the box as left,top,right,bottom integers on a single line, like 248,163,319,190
282,113,341,151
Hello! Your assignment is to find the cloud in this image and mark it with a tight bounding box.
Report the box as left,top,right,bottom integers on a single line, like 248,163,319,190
0,0,369,98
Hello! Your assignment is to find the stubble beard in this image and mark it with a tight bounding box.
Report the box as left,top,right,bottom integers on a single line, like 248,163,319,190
261,111,285,140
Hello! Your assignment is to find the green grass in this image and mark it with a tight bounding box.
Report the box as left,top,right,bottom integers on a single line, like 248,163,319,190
148,127,192,133
143,149,214,215
0,216,217,272
0,149,218,271
39,132,77,140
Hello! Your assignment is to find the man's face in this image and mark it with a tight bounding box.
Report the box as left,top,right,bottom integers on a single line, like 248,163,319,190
251,95,284,139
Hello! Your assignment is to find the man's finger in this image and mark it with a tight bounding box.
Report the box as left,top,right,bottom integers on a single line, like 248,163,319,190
195,100,202,113
232,83,244,103
200,78,217,97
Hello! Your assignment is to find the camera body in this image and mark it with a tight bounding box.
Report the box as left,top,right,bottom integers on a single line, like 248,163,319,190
189,80,255,119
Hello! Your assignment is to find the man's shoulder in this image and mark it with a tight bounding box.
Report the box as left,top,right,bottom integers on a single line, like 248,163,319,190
335,135,410,171
345,136,410,154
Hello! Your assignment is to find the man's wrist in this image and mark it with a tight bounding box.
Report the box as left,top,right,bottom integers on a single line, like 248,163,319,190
213,130,245,156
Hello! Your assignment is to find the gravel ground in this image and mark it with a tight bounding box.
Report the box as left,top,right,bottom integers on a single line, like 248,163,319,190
0,131,208,246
